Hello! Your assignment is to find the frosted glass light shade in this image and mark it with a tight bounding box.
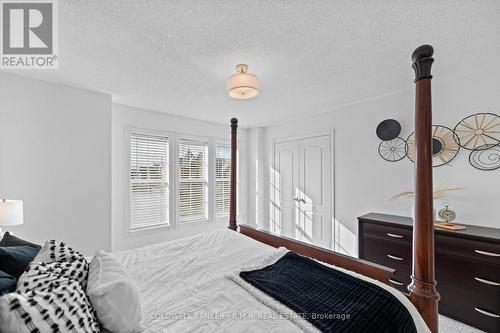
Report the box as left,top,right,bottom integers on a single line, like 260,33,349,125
0,200,24,226
226,64,260,99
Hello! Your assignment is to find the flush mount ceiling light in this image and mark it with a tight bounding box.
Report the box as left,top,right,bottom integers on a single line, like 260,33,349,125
226,64,260,100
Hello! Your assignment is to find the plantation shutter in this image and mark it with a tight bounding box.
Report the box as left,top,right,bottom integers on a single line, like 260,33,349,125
129,132,169,230
216,144,231,216
178,138,208,223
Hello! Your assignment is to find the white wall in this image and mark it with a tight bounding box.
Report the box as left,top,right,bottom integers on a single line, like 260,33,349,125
0,73,111,255
246,70,500,257
112,104,248,251
2,68,497,257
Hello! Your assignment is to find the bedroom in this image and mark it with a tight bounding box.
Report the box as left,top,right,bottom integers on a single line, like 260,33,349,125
0,1,499,332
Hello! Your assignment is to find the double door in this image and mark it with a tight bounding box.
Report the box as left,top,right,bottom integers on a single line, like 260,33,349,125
272,133,333,248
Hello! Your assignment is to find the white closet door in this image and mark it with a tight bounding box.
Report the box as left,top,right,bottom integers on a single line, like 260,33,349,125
297,135,332,248
272,140,299,238
273,133,333,248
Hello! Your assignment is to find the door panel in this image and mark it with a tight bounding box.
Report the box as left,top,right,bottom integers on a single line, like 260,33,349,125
299,135,331,247
273,141,299,238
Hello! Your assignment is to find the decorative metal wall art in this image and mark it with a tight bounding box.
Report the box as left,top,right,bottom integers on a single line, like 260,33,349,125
454,113,500,150
406,125,460,167
378,137,407,162
376,113,499,171
469,144,500,171
376,119,401,141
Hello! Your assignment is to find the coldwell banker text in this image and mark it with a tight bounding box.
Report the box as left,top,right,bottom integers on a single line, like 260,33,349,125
1,0,58,69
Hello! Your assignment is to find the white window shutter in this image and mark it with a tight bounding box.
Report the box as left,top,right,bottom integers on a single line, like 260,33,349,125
129,132,169,230
215,144,231,217
178,138,208,223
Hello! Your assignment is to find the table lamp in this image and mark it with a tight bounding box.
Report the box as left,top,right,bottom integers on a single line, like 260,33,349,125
0,199,24,234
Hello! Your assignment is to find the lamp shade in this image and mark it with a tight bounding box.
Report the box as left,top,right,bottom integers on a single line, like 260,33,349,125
0,200,24,226
226,64,260,100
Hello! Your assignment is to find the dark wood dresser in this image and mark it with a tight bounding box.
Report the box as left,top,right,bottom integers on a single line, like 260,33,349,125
358,212,500,332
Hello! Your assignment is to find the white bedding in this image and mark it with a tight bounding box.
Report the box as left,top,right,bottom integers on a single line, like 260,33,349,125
113,229,429,333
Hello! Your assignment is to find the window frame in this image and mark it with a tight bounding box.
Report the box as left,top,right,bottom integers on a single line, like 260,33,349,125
126,129,237,233
176,136,210,225
215,141,232,218
128,128,171,233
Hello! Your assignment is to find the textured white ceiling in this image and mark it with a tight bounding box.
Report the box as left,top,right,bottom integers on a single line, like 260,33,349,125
9,0,500,127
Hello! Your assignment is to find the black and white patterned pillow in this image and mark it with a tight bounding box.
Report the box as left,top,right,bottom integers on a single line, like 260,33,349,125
0,279,100,333
18,258,89,293
33,240,85,264
0,240,99,333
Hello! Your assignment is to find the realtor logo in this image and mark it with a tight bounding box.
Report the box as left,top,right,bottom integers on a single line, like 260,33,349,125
1,0,58,69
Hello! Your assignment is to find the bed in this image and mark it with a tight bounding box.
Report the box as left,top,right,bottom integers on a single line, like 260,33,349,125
113,228,429,332
0,45,439,333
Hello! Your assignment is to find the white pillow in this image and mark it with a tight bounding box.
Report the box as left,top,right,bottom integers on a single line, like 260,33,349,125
87,250,142,333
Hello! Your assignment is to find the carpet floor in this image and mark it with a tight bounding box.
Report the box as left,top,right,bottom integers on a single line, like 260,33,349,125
439,315,485,333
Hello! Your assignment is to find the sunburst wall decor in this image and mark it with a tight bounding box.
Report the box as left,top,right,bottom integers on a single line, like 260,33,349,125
454,113,500,150
406,125,460,167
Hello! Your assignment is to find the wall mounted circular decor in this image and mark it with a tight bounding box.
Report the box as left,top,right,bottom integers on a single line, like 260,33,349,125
453,113,500,150
406,125,460,167
469,144,500,171
378,137,407,162
376,119,401,141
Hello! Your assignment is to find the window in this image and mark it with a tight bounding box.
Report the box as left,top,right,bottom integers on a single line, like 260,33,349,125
178,138,208,223
129,132,169,230
216,144,231,217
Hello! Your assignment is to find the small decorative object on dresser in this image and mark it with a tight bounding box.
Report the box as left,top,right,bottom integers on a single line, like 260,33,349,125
358,213,500,333
438,203,456,223
435,203,466,231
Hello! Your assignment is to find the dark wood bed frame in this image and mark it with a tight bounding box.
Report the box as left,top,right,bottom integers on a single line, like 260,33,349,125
228,45,440,332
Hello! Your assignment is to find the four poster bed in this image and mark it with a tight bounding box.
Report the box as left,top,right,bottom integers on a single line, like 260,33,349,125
108,45,439,333
226,45,440,332
0,46,440,333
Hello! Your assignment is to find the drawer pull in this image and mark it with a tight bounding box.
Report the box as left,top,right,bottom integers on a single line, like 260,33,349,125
389,278,404,286
474,307,500,318
387,254,404,261
386,233,403,239
475,277,500,286
474,250,500,257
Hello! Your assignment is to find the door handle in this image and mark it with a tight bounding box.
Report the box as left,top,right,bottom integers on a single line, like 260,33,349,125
386,233,403,239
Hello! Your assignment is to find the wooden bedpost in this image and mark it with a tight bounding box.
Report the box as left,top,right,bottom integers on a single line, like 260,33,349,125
228,118,238,231
408,45,440,332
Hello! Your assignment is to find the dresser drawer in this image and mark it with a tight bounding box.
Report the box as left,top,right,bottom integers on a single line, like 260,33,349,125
362,237,411,275
436,233,500,266
362,222,412,245
439,284,500,333
436,253,500,313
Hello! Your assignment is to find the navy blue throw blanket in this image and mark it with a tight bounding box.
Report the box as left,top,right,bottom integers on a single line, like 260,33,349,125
239,252,417,333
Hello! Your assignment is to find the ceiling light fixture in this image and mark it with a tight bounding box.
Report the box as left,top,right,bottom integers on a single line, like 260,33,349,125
226,64,260,100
